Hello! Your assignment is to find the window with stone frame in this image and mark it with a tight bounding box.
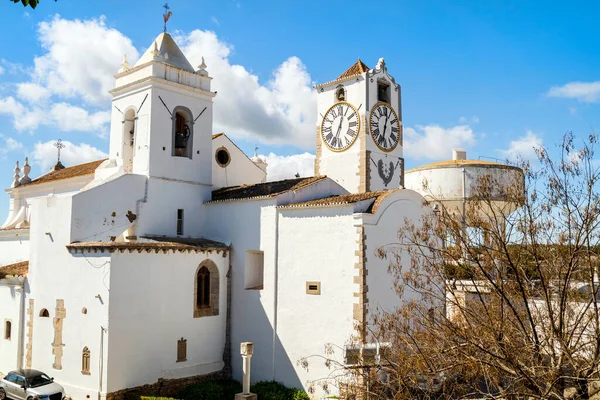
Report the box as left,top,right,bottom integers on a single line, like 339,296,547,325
4,320,11,340
82,347,90,375
177,337,187,362
194,260,219,318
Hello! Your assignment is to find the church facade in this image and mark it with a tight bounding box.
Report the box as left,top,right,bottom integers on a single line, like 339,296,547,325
0,31,429,399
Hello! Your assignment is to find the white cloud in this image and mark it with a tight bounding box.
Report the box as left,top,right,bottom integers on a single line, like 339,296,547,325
0,96,109,134
0,65,4,75
458,116,479,124
404,124,476,160
176,30,316,148
547,81,600,103
211,16,220,26
32,140,107,171
16,83,50,102
569,107,577,115
498,130,543,161
264,152,315,181
0,134,24,157
33,15,139,105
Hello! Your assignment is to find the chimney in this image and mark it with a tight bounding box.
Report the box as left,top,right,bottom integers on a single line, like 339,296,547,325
452,148,467,161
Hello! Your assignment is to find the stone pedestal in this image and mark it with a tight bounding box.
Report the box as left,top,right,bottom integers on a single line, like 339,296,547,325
234,394,257,400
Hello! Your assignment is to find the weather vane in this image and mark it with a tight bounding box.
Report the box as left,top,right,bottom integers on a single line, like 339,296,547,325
163,3,172,33
54,139,65,162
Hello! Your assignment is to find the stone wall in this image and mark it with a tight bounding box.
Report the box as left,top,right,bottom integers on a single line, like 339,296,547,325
106,370,228,400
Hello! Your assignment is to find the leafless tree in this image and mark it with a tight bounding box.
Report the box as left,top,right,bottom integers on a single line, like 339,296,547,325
312,133,600,399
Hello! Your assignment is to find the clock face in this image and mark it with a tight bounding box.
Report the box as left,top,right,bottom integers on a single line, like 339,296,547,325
369,102,400,152
321,102,360,152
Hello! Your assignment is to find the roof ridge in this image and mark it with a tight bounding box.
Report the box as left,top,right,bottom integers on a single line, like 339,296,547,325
337,58,370,80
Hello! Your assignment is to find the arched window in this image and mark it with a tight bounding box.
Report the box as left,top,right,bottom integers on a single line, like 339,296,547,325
82,347,90,375
4,320,11,340
39,309,49,317
335,85,345,102
122,109,136,173
197,267,210,309
193,260,219,318
172,108,193,159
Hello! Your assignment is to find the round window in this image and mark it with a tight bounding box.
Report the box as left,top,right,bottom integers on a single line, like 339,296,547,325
216,148,231,167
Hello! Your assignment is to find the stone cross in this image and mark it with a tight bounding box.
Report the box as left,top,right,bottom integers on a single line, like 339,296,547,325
54,139,65,163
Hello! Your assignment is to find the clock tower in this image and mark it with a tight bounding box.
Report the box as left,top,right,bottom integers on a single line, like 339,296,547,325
314,58,404,193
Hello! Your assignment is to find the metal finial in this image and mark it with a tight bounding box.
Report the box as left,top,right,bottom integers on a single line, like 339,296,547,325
254,145,259,158
163,3,172,33
54,139,66,162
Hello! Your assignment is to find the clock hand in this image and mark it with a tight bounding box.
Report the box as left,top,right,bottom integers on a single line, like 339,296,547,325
382,112,390,138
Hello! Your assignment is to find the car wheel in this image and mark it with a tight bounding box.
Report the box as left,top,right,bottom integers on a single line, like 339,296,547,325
0,388,5,400
27,396,33,400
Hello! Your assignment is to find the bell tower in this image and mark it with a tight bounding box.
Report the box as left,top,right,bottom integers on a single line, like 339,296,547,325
314,58,404,193
106,32,215,185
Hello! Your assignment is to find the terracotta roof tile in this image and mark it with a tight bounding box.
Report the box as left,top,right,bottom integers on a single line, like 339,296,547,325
22,159,106,187
279,190,392,210
314,59,371,88
210,176,327,202
337,59,370,80
67,236,229,254
0,261,28,278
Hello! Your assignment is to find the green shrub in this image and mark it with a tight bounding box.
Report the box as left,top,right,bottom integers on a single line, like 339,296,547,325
177,379,241,400
290,388,310,400
250,381,310,400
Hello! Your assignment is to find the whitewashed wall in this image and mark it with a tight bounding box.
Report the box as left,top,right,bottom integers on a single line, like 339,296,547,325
362,189,430,316
28,195,111,400
70,174,147,243
105,251,229,392
204,199,275,384
211,134,266,190
0,230,29,266
136,178,212,240
0,278,25,375
275,206,359,397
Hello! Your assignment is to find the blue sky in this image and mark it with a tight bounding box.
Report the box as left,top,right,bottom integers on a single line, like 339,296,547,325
0,0,599,222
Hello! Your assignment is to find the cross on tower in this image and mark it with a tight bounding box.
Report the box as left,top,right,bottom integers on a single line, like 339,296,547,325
54,139,65,162
163,3,172,33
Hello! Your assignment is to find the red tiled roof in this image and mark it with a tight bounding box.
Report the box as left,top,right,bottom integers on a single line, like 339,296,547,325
279,190,392,210
67,236,229,254
337,59,370,80
0,261,28,278
210,176,327,202
23,159,106,187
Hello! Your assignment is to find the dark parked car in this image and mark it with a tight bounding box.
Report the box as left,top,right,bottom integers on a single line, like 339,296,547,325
0,369,65,400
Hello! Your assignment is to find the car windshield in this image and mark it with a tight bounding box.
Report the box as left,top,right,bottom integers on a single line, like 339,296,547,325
27,374,52,388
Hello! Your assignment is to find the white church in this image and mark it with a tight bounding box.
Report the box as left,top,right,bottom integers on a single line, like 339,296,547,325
0,28,511,399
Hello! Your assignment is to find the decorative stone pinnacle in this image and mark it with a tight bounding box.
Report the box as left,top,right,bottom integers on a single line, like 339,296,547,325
12,161,21,188
20,157,31,185
151,41,161,61
119,54,130,73
200,57,207,69
376,57,386,71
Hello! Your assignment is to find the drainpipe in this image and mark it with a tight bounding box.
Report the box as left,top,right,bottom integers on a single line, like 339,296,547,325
272,207,280,381
16,280,26,369
98,326,107,400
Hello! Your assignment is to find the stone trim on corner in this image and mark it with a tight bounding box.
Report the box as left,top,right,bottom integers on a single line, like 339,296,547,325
25,299,34,368
353,226,368,341
357,115,370,193
314,126,322,176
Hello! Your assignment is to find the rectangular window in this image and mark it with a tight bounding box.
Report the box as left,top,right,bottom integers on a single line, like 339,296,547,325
177,337,187,362
377,82,390,103
4,320,11,340
177,209,184,236
306,281,321,295
245,251,264,290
